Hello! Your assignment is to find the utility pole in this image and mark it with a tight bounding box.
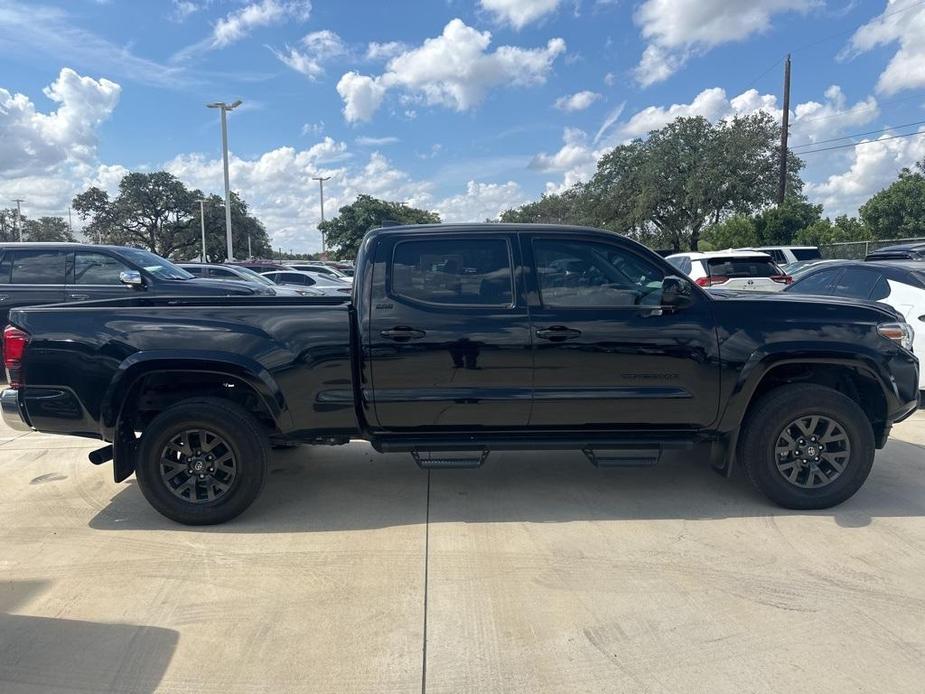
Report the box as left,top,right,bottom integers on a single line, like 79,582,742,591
312,175,331,255
12,199,24,241
207,100,242,261
198,199,208,262
777,54,791,205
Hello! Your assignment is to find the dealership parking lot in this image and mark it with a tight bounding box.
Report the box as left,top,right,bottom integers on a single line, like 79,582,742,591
0,412,923,693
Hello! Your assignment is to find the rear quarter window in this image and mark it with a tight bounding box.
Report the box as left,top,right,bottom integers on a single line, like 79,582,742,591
792,248,822,261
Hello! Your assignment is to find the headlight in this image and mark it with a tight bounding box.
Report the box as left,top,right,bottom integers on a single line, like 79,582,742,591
878,321,915,351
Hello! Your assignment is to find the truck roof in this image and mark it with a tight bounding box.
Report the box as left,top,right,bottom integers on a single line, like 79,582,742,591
369,222,618,234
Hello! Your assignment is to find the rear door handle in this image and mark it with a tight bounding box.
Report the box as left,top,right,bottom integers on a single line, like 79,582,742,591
69,293,90,301
536,325,582,341
380,326,427,341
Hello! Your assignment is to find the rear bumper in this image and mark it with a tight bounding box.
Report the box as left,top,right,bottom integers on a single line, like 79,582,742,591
1,389,31,432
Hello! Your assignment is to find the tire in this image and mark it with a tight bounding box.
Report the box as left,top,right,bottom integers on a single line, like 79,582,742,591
738,384,875,510
134,398,269,525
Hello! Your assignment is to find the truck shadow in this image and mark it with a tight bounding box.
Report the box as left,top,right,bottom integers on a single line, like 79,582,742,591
0,581,178,693
87,439,925,533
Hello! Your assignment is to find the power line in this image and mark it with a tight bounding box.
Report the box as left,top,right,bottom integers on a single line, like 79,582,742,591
791,119,925,149
796,129,925,155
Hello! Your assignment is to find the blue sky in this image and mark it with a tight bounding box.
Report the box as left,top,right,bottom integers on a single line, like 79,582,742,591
1,0,924,253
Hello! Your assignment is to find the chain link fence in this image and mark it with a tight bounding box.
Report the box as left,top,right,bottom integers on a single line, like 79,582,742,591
820,237,925,260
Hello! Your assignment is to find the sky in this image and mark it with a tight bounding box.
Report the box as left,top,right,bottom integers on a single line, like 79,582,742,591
1,0,924,254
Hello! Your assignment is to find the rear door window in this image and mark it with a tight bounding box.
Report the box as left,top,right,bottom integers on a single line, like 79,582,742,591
830,268,881,299
788,268,842,295
707,257,779,279
390,238,513,306
0,250,66,284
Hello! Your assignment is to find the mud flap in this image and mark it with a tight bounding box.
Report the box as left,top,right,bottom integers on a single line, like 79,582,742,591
112,421,139,483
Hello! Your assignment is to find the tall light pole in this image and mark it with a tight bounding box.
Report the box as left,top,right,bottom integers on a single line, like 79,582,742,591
312,175,331,255
198,199,208,262
12,199,24,241
207,100,242,261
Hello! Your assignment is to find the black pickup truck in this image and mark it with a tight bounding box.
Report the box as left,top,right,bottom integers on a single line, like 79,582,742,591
2,225,919,524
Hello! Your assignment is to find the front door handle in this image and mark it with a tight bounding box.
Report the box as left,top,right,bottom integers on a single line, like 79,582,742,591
536,325,582,341
0,294,8,303
69,293,90,301
380,326,427,341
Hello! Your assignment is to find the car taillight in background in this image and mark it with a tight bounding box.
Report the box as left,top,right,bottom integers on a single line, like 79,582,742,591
3,325,30,388
695,276,728,287
771,275,793,285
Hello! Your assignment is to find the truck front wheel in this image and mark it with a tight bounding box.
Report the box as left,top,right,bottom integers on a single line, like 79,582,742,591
134,398,269,525
738,384,875,509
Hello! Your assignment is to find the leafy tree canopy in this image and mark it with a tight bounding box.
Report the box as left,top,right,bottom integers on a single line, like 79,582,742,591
319,194,440,259
0,209,75,242
860,159,925,240
73,171,270,260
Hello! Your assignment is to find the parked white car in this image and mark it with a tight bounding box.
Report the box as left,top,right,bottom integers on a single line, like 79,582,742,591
260,270,353,296
738,245,822,266
666,250,791,291
286,263,352,283
786,260,925,388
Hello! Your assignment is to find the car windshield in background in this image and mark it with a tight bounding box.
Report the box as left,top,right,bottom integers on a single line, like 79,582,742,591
231,266,276,286
707,257,779,278
119,249,192,280
792,248,822,261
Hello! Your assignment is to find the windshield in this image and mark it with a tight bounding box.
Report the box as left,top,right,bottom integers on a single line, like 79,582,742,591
231,266,276,286
119,248,193,280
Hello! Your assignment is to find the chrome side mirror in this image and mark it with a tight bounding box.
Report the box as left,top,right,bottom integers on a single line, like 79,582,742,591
119,270,144,287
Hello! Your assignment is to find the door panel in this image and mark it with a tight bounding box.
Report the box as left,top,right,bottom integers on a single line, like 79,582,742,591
368,234,532,430
0,249,67,326
67,251,136,301
525,235,719,429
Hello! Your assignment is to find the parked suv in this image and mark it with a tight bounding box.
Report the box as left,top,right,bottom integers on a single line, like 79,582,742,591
741,246,822,266
667,250,791,290
0,243,270,336
864,242,925,262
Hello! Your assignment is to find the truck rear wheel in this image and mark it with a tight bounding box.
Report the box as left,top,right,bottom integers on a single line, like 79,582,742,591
738,384,875,509
134,398,269,525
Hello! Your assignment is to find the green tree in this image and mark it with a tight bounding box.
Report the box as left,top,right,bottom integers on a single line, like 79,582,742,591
859,160,925,239
499,187,590,225
752,199,823,245
582,113,803,251
0,209,75,242
73,172,199,258
794,215,871,246
700,214,758,250
190,192,272,262
319,194,440,259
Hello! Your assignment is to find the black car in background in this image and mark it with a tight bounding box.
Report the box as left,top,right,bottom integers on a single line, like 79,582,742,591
864,242,925,261
0,243,270,335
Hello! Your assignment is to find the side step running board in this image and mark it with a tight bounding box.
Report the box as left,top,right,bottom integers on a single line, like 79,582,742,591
411,449,489,469
582,447,660,468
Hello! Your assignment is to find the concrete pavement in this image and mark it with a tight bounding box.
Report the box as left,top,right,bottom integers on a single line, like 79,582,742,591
0,413,923,693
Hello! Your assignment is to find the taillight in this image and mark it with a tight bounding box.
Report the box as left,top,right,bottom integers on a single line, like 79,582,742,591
3,325,29,388
695,276,728,287
771,275,793,285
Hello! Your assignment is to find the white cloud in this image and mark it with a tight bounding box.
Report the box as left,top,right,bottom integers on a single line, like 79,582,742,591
480,0,562,29
435,180,527,221
365,41,409,61
633,0,816,85
806,128,925,216
842,1,925,95
355,136,400,146
336,19,565,122
336,72,388,123
554,90,602,111
169,1,201,22
212,0,312,48
301,121,325,136
615,85,877,143
274,30,346,80
0,68,120,176
530,127,607,192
